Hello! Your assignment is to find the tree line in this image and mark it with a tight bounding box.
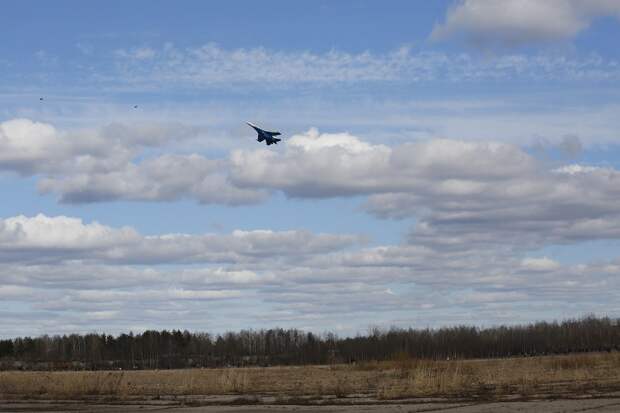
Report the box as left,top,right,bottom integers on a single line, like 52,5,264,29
0,315,618,370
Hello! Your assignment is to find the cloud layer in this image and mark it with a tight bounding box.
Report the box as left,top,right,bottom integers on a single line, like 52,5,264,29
232,130,620,248
4,119,620,252
1,212,619,338
3,120,620,337
9,43,620,95
76,43,620,90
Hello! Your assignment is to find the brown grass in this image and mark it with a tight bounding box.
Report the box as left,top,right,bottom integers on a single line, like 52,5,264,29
1,352,619,402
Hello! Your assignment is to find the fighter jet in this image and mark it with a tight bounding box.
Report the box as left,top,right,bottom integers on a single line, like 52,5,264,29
246,122,281,145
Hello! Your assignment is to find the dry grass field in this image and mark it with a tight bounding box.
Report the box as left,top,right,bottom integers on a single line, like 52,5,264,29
1,352,619,403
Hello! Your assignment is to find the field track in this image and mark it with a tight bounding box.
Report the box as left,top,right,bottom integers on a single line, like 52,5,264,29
2,397,620,412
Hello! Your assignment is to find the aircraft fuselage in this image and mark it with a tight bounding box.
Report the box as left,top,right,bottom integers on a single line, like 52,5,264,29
246,122,281,146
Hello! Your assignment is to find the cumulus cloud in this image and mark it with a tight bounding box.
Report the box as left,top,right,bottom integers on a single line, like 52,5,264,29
0,214,138,250
432,0,620,47
0,118,267,205
39,154,267,205
9,121,620,249
0,214,362,265
230,129,395,197
0,118,70,174
2,228,619,337
230,129,620,247
231,131,537,198
0,118,202,176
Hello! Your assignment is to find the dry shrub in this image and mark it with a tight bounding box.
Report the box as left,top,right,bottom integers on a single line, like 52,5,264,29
355,360,382,371
376,352,620,399
545,353,599,371
1,352,620,401
391,351,417,371
333,375,351,398
216,369,249,393
376,359,471,399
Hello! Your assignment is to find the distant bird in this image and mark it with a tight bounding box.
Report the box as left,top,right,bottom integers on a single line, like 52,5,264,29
39,97,43,101
246,122,281,146
133,105,138,109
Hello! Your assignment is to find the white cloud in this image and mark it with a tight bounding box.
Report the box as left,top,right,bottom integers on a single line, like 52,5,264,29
553,163,601,175
0,213,362,265
0,214,138,249
232,132,537,199
11,122,620,249
0,210,619,337
2,119,620,335
109,43,620,88
233,129,620,248
39,154,267,205
0,118,203,176
521,256,561,271
230,130,395,197
0,118,265,205
432,0,620,47
0,118,66,174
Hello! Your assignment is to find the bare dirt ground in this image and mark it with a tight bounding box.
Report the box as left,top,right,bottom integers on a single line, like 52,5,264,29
2,397,620,412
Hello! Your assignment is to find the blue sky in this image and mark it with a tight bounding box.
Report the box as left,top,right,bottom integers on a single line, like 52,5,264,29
1,0,620,338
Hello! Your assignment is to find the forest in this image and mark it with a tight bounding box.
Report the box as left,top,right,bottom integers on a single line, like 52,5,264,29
1,315,618,370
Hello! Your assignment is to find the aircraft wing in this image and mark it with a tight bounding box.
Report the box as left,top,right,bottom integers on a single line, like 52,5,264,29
246,122,261,131
247,122,280,135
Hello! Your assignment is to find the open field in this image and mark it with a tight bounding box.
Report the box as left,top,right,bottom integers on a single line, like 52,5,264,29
1,352,620,411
